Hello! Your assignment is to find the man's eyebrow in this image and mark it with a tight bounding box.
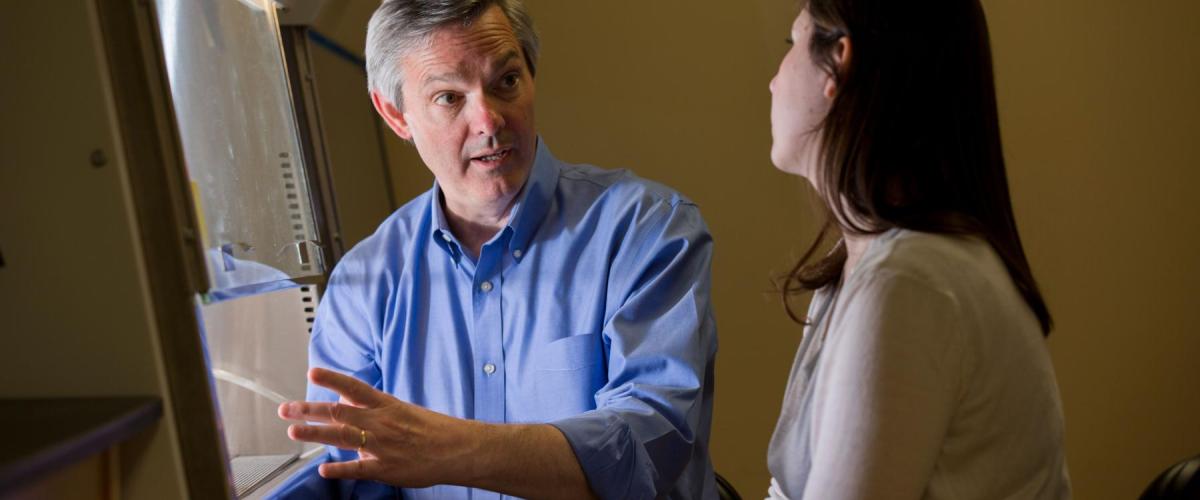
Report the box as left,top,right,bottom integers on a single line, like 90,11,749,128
420,50,522,88
493,50,519,70
422,71,466,88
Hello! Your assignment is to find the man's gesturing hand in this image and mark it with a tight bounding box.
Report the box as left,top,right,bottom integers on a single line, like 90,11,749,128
278,367,484,488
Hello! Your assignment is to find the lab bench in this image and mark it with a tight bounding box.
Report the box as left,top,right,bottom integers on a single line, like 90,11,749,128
0,398,162,499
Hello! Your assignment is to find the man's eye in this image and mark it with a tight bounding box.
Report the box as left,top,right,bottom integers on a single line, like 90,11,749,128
434,93,459,105
501,73,520,89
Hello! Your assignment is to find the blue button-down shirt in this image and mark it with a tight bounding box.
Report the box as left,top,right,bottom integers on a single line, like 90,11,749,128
306,139,717,499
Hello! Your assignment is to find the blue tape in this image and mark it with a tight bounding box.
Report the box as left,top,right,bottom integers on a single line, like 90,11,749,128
307,29,365,71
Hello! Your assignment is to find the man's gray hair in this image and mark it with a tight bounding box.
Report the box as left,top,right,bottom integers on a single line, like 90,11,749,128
365,0,540,108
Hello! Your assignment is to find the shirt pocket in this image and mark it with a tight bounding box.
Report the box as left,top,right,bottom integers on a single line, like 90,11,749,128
532,333,606,420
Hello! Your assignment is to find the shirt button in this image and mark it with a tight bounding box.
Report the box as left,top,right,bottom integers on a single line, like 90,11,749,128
479,281,493,292
441,232,452,242
512,249,523,259
483,363,496,375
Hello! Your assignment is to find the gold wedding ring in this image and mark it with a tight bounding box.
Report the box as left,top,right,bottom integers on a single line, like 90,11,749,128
358,427,367,452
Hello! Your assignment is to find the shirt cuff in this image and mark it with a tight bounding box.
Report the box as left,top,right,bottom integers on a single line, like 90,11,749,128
550,411,658,500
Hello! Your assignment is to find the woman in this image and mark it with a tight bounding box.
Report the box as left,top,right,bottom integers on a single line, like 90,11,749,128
765,1,1071,498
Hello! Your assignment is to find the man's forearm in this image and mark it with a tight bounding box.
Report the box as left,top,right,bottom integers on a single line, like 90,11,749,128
459,422,598,500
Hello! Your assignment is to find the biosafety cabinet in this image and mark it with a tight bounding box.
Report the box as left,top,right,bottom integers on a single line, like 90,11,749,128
0,1,391,498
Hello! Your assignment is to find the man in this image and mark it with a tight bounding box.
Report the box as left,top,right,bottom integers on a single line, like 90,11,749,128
277,1,716,498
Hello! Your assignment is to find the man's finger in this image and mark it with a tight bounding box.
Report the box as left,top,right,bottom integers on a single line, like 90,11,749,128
309,368,388,408
287,423,369,451
318,458,380,481
278,400,368,427
339,394,368,409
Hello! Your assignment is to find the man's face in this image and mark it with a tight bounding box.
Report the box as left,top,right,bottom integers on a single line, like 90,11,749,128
374,5,536,213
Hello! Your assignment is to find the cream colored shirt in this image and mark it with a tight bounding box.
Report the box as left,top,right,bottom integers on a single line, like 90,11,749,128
767,229,1070,499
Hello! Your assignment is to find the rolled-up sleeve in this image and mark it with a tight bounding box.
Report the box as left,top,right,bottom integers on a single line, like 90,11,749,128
550,196,716,500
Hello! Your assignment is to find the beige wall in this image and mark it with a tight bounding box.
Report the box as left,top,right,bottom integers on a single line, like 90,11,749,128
311,3,434,204
525,1,812,495
313,1,1200,498
0,2,189,499
987,1,1200,497
307,42,398,248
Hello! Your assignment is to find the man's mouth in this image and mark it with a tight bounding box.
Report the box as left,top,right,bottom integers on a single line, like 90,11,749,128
471,148,511,163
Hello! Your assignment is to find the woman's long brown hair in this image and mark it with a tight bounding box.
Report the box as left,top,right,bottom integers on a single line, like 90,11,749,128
781,0,1054,335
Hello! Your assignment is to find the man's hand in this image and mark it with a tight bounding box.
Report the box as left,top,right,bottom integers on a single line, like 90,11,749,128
278,367,484,487
280,367,596,499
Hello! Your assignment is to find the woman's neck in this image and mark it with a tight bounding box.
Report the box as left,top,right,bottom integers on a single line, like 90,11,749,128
842,231,876,282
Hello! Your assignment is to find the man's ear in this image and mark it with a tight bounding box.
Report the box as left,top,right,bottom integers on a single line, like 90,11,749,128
371,90,413,141
823,35,852,99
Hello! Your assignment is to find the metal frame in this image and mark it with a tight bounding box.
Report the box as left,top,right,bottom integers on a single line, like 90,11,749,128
282,26,346,272
88,3,353,498
92,0,234,497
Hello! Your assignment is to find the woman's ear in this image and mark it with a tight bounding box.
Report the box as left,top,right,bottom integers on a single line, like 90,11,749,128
823,35,852,99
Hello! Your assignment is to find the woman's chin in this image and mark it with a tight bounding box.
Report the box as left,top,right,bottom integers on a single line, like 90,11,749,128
770,151,806,177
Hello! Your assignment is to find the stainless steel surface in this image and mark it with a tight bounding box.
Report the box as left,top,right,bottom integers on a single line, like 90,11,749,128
201,285,318,462
154,0,324,293
242,447,325,500
231,454,297,497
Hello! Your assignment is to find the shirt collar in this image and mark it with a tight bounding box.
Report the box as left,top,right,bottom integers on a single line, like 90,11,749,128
430,186,463,262
506,137,559,257
429,136,559,261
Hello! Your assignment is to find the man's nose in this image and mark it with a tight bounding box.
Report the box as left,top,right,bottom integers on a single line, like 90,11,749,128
470,96,506,137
